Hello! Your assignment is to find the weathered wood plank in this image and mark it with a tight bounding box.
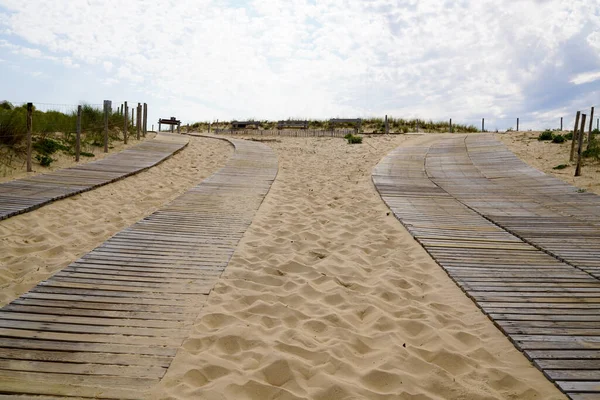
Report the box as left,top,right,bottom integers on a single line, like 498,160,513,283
0,135,278,398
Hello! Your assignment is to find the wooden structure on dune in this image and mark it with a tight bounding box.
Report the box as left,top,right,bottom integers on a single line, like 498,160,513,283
277,120,308,130
329,118,361,132
231,120,260,130
158,117,181,133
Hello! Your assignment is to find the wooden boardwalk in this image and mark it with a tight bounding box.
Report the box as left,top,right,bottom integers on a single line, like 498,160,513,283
0,136,278,399
0,133,189,221
373,134,600,400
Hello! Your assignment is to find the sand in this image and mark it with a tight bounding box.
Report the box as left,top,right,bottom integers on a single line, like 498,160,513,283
0,135,232,306
498,131,600,195
153,134,565,400
0,132,158,183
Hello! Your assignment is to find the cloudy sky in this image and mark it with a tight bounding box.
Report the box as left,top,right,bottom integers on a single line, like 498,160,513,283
1,0,599,130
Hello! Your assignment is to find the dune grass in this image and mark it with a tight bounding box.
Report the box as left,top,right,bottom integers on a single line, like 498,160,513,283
0,101,135,168
191,117,479,133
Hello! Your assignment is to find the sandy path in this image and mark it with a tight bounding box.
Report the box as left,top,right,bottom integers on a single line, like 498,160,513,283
498,131,600,195
154,135,564,400
0,136,232,306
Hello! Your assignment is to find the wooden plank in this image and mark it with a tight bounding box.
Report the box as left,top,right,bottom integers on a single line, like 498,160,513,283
372,136,600,400
0,135,278,398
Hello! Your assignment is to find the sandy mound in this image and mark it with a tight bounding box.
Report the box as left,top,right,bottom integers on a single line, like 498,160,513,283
154,134,564,400
0,136,232,306
498,131,600,195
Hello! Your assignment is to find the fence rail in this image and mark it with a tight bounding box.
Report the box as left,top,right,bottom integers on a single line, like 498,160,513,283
213,129,358,138
0,100,149,173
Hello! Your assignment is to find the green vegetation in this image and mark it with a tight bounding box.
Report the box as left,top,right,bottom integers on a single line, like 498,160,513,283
552,164,568,170
35,154,54,167
0,102,132,169
344,133,363,144
552,134,566,143
190,117,479,133
582,138,600,159
538,130,554,141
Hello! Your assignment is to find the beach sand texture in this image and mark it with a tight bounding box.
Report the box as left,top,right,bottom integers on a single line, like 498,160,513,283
0,136,232,306
153,134,564,400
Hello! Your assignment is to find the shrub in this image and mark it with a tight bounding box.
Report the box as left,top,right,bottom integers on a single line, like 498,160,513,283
35,154,54,166
0,108,27,146
80,151,95,157
552,134,565,143
33,137,68,155
346,134,362,144
538,130,553,141
564,132,573,140
553,164,568,170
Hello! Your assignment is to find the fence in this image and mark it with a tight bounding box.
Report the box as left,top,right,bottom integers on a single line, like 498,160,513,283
213,128,357,138
0,100,148,173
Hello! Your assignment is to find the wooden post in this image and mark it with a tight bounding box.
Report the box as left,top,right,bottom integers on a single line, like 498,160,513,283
482,118,485,132
103,100,109,153
143,103,147,136
136,103,141,140
123,101,128,145
76,105,82,161
570,111,581,162
560,117,563,131
416,119,419,133
131,108,134,128
449,118,452,133
208,123,211,133
575,114,587,177
152,124,154,132
384,115,389,134
26,103,32,172
516,118,519,132
120,104,123,116
587,107,595,150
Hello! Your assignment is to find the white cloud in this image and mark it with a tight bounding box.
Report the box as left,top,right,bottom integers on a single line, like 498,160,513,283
0,0,599,124
571,70,600,85
103,61,113,72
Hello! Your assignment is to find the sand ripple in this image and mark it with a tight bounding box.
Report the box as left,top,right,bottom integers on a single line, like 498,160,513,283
154,135,564,400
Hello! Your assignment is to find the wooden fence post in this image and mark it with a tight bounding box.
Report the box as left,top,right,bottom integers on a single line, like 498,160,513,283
123,101,128,145
136,103,141,140
575,114,587,177
482,118,485,132
103,100,109,153
449,118,452,133
587,107,595,150
143,103,147,136
384,115,389,134
516,118,519,132
131,108,134,128
120,104,123,116
76,105,82,161
560,117,563,131
570,111,581,162
26,103,32,172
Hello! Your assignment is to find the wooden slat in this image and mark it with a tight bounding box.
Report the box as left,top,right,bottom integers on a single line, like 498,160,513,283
0,134,278,398
0,133,189,221
373,135,600,400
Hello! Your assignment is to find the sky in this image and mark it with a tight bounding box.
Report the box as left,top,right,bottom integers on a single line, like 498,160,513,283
1,0,600,131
